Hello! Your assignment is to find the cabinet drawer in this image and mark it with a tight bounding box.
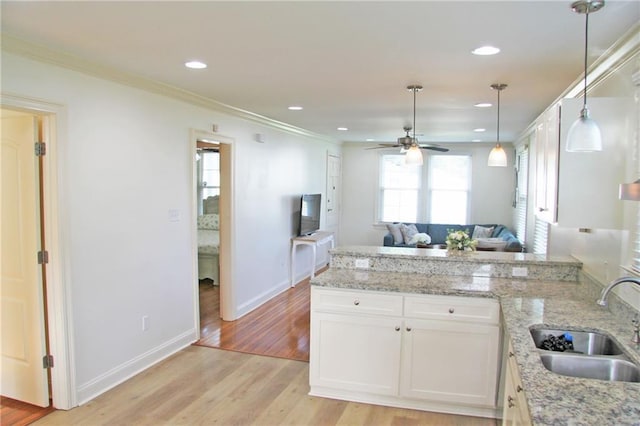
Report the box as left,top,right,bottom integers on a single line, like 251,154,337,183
404,295,499,324
311,287,403,316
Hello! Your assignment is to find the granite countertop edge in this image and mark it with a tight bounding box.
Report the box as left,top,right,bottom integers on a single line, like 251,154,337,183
330,245,583,267
310,269,640,426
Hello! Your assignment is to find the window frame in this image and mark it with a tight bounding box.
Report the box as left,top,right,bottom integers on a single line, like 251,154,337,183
376,151,472,225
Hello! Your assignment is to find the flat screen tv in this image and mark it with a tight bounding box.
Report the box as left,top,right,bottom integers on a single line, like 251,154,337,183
298,193,322,236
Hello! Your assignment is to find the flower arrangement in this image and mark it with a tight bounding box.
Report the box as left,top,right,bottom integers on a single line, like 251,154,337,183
445,229,477,251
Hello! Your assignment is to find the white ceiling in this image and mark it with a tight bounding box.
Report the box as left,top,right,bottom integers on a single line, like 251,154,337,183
1,1,638,144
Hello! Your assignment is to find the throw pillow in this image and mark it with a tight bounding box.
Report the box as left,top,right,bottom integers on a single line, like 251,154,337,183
400,223,419,245
472,225,494,239
409,232,432,245
386,223,404,245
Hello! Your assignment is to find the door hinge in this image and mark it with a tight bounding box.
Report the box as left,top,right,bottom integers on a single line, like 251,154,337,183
42,354,54,369
37,250,49,265
35,141,46,156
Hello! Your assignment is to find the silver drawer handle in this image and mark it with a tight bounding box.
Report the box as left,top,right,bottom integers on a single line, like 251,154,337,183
406,326,412,332
448,308,455,314
508,395,516,408
395,326,400,331
353,300,360,306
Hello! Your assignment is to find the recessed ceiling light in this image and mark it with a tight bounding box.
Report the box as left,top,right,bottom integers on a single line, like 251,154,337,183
474,128,486,132
185,60,207,69
366,138,375,142
337,127,348,131
474,102,492,108
472,139,482,142
472,46,500,56
288,106,303,111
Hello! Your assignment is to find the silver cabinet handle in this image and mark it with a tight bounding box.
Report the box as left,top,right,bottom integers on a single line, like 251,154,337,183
395,326,400,331
508,396,516,408
448,308,455,314
406,326,412,332
517,385,523,393
353,300,360,306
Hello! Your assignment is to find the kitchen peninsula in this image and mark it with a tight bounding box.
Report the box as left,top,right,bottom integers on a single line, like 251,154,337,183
309,246,640,425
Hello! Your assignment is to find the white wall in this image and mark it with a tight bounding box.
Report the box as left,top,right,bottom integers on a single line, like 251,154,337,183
1,51,339,404
340,142,516,246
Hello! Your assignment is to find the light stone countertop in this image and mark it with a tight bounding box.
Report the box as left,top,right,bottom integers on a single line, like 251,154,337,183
330,245,581,266
311,268,640,425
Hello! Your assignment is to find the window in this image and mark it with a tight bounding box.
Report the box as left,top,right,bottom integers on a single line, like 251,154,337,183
515,145,529,244
197,149,220,214
379,154,421,223
378,153,471,224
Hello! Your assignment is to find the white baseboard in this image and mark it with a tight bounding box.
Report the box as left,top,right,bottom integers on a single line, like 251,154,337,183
76,329,197,405
236,279,290,319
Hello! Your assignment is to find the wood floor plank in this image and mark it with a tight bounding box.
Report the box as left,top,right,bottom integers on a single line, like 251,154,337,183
33,346,497,426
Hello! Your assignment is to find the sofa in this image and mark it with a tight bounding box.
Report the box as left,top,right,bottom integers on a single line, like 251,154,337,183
383,223,523,252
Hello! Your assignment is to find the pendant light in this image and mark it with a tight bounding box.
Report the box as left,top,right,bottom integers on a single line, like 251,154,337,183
487,83,508,167
405,85,424,166
565,0,604,152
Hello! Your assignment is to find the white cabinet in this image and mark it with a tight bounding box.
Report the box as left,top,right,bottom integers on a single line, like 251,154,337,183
401,318,499,407
502,341,532,426
310,287,501,418
310,312,402,396
534,103,560,223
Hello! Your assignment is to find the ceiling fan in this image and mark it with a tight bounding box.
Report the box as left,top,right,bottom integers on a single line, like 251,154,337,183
367,85,449,161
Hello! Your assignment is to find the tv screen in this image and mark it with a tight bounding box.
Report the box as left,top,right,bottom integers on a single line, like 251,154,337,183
298,194,322,236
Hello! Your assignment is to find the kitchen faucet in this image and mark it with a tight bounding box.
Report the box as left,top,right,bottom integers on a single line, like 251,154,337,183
596,276,640,306
596,276,640,344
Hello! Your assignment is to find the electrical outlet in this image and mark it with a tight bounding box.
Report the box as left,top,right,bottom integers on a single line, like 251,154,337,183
512,267,528,277
142,316,149,331
354,258,370,269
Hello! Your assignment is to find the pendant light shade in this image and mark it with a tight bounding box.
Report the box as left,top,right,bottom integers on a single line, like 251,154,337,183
488,144,507,167
565,0,604,152
488,83,508,167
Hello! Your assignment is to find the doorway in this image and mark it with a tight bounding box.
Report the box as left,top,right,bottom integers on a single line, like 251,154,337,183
0,97,73,411
191,130,234,334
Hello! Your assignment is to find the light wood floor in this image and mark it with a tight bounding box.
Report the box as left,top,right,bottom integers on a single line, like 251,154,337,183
33,345,496,426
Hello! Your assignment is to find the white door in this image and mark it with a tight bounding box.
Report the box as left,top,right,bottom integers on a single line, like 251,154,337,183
325,154,341,229
1,110,50,406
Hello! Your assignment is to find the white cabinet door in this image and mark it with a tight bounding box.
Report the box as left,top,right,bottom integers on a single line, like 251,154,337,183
310,312,402,396
400,318,500,407
534,103,560,223
502,344,532,426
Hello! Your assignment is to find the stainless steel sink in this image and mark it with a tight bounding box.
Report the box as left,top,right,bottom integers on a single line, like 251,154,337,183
530,328,624,355
540,353,640,383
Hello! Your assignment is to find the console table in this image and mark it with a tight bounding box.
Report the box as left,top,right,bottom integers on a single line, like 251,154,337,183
290,231,335,287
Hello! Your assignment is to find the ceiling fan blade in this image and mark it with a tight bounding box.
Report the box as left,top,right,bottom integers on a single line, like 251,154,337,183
419,145,449,152
365,143,400,150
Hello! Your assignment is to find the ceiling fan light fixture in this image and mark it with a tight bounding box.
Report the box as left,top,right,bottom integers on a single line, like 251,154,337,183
565,0,604,152
488,83,508,167
405,145,423,166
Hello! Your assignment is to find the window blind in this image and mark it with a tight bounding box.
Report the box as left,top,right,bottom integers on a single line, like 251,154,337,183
533,216,549,255
515,146,529,245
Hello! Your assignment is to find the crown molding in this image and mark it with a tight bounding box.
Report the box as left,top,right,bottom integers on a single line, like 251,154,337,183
1,33,339,144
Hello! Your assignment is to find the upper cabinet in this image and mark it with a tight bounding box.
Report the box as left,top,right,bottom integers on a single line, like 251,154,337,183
534,103,560,224
556,97,628,229
533,97,629,229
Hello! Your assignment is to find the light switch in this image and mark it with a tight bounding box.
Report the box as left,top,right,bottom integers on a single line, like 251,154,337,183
168,209,180,222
